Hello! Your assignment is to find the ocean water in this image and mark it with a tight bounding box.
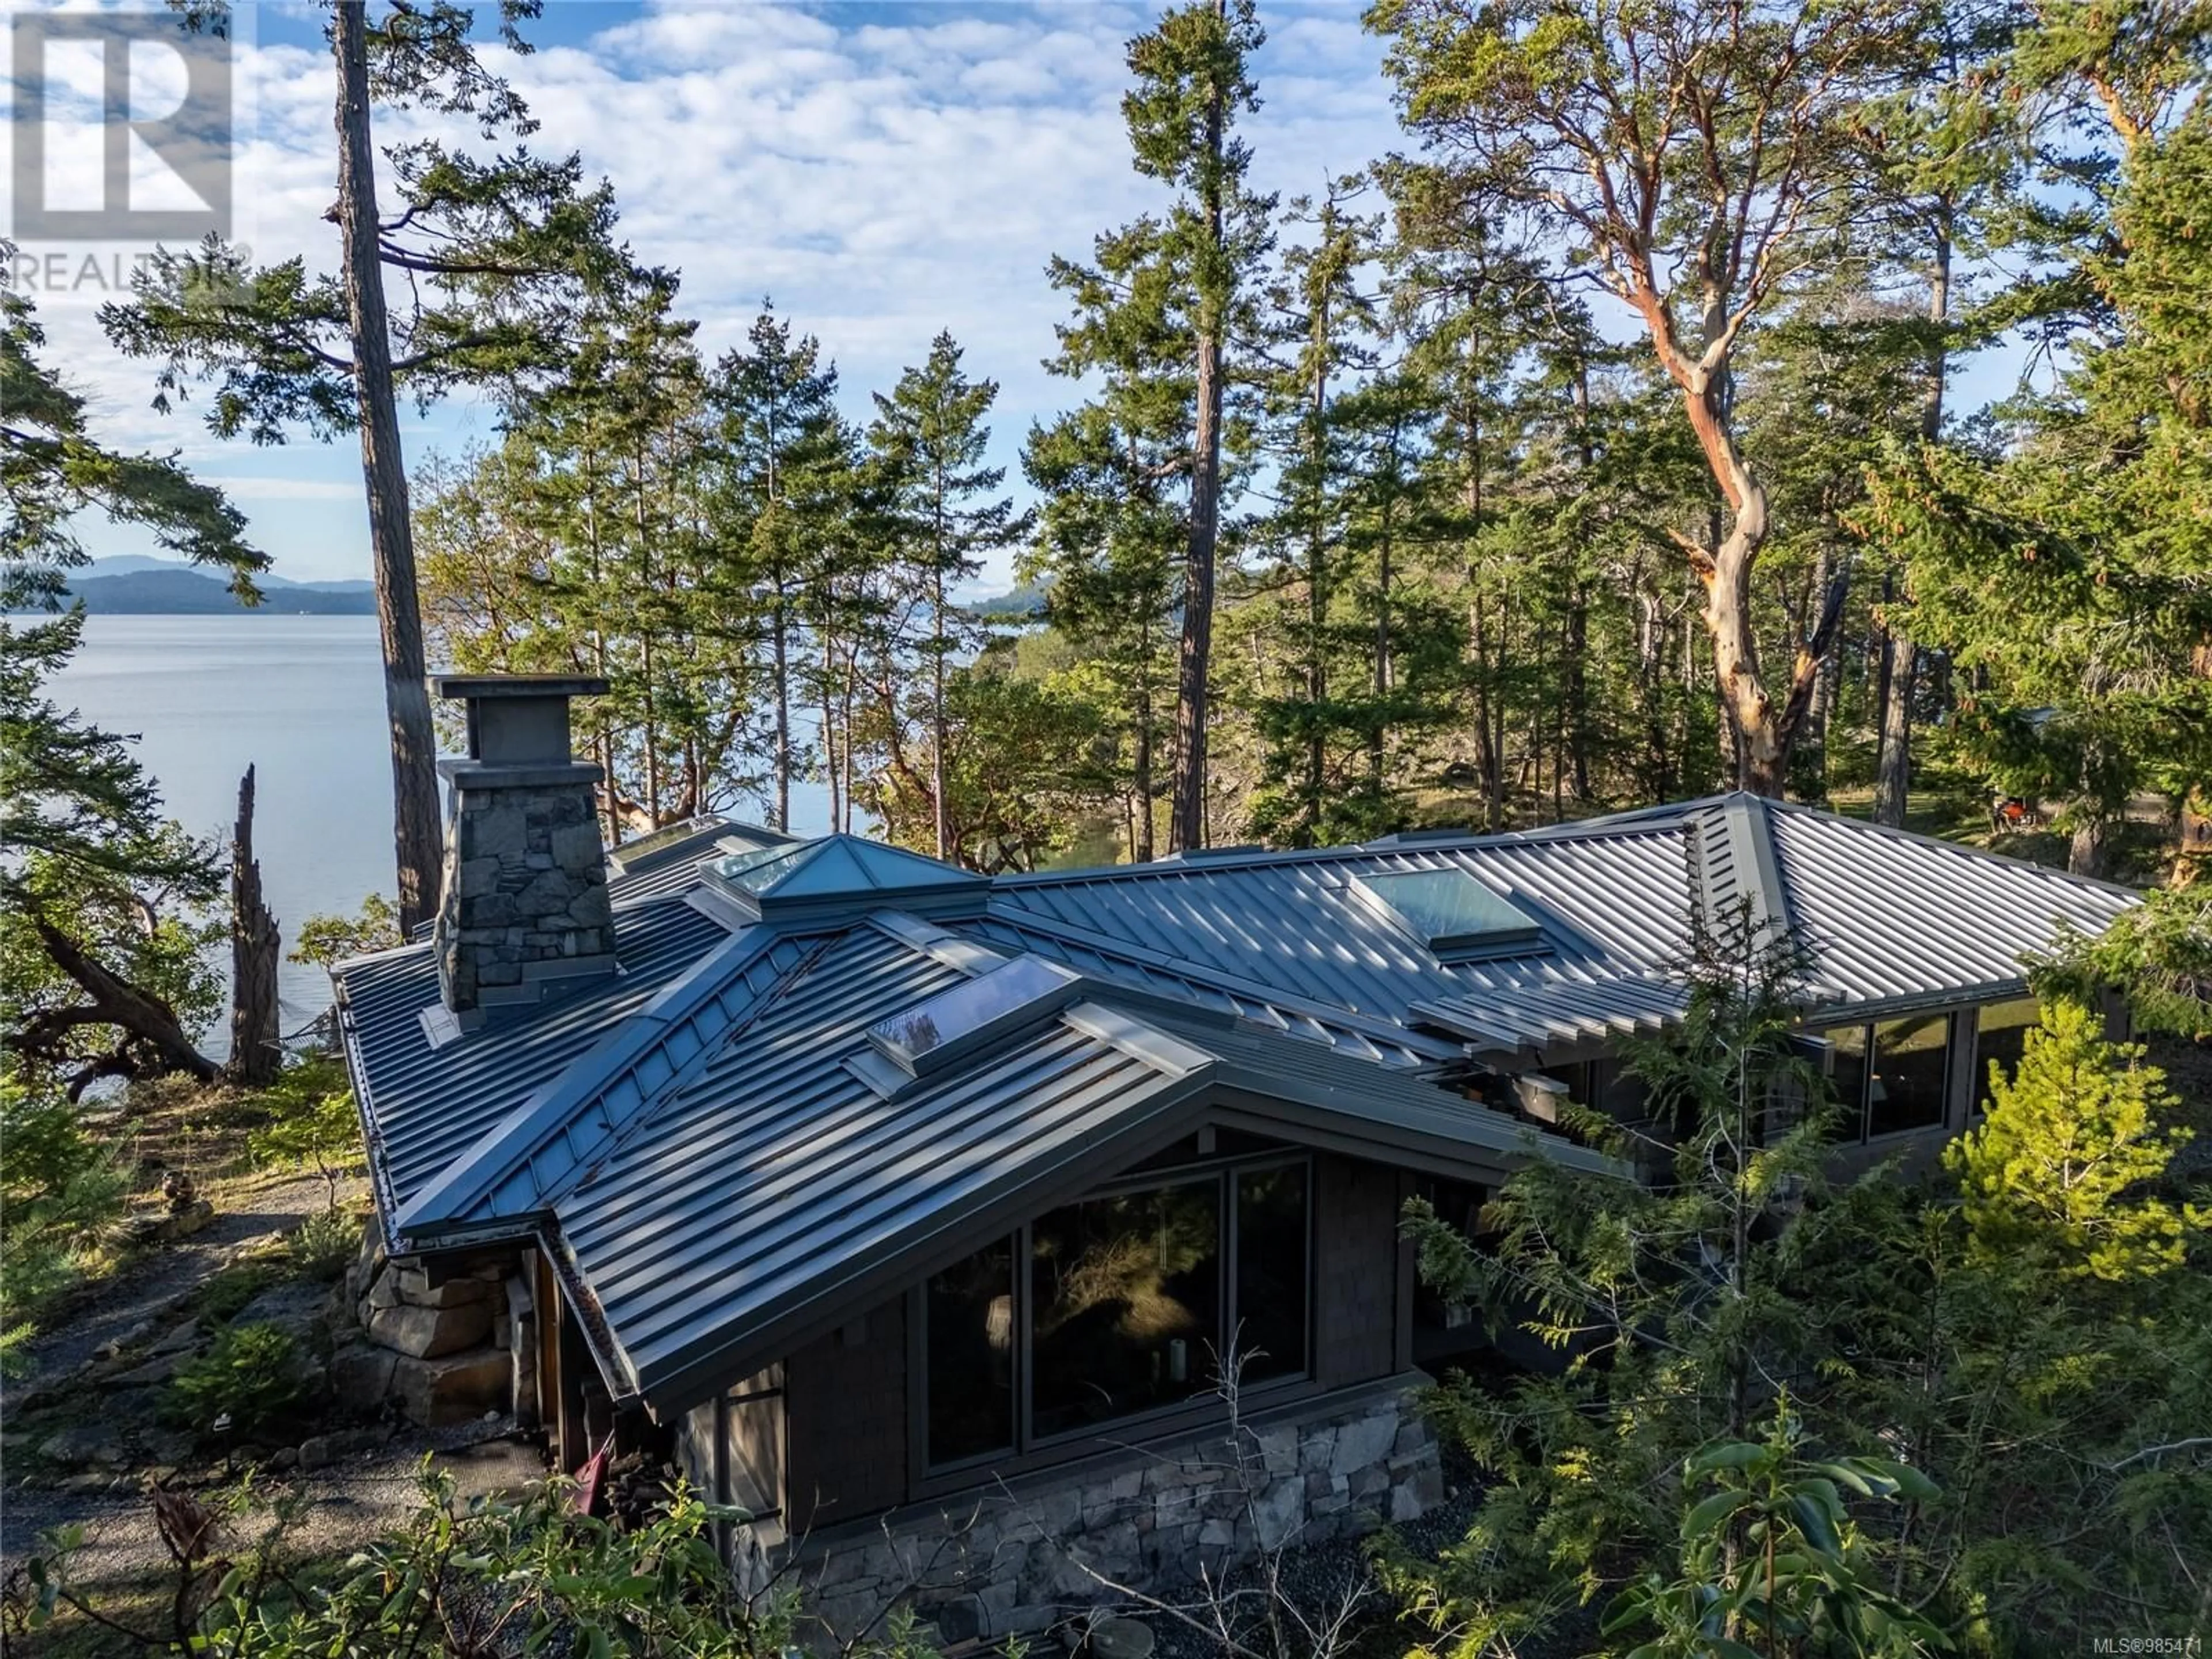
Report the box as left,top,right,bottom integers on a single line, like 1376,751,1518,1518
52,614,827,1044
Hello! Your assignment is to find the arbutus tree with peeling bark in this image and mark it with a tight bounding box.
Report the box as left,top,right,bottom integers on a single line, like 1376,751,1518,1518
1370,0,1921,793
103,0,643,933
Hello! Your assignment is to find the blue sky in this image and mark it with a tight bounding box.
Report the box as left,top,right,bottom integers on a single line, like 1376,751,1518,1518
21,0,1412,588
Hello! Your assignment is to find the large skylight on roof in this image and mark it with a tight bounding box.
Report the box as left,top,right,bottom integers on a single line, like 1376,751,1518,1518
1351,869,1544,960
709,842,809,896
868,956,1080,1078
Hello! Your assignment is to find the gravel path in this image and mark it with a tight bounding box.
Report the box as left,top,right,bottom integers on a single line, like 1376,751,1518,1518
7,1172,363,1395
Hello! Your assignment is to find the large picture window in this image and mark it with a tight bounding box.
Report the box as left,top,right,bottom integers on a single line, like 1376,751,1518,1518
923,1156,1311,1468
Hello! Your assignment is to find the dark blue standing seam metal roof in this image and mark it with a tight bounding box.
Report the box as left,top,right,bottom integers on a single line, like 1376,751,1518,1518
982,825,1700,1049
960,908,1456,1068
553,918,1623,1406
554,926,1209,1402
390,925,823,1243
335,891,728,1221
336,790,2142,1412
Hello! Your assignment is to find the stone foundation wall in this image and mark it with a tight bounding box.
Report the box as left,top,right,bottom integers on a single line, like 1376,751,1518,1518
331,1233,535,1427
785,1383,1441,1646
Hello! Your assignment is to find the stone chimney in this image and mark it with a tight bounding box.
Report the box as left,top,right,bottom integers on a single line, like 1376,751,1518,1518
430,675,616,1028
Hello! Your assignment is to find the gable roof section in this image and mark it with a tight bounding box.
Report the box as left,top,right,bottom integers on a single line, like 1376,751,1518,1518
388,924,822,1246
551,920,1621,1407
335,890,728,1222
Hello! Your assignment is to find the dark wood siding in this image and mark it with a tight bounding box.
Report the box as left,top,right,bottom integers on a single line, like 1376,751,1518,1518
1313,1155,1400,1388
784,1297,907,1530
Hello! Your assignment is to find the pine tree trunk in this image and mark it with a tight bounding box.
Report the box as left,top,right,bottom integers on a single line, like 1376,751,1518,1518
1169,2,1230,855
227,765,281,1086
1876,202,1950,830
771,591,791,832
1133,678,1156,864
933,565,950,861
333,0,442,934
1874,628,1916,827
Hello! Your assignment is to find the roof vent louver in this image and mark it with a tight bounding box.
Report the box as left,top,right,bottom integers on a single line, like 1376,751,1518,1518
1351,869,1547,962
868,955,1081,1079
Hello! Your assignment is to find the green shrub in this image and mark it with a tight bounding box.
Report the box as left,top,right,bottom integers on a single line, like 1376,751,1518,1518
0,1082,130,1357
286,1206,363,1283
246,1068,364,1205
165,1321,309,1436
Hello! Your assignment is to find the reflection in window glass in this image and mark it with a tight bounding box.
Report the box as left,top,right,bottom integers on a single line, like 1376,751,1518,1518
1868,1014,1952,1137
1971,999,2040,1116
869,956,1073,1073
926,1240,1016,1467
1233,1166,1308,1384
1031,1181,1222,1439
1827,1025,1869,1130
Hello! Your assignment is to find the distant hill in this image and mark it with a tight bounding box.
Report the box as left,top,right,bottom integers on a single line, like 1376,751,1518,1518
63,567,380,615
968,581,1048,620
85,556,377,598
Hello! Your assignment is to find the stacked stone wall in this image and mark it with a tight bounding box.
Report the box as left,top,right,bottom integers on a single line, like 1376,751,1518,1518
782,1384,1441,1646
331,1234,534,1427
437,779,614,1014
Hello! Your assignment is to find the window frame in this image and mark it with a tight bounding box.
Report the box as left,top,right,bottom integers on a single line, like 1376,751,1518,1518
914,1150,1315,1478
1813,1012,1961,1143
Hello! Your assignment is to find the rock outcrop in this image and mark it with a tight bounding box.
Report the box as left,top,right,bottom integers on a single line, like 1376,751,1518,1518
336,1229,532,1427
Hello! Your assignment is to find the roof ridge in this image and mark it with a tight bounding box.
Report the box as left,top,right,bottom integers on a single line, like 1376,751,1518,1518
990,815,1691,889
391,923,820,1242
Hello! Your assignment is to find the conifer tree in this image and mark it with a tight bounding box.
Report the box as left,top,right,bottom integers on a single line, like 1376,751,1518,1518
1948,999,2205,1282
1043,0,1274,854
705,309,847,831
2,261,260,1091
103,0,640,930
867,333,1032,858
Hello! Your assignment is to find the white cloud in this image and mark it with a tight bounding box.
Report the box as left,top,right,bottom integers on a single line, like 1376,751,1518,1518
26,0,1411,588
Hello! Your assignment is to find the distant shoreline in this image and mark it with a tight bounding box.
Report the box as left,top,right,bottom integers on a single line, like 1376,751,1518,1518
46,569,380,616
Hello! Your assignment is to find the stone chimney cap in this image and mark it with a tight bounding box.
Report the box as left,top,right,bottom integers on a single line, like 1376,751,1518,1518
431,674,611,701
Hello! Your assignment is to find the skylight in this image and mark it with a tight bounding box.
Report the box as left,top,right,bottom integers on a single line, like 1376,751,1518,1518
1351,869,1544,960
868,956,1080,1078
708,842,810,896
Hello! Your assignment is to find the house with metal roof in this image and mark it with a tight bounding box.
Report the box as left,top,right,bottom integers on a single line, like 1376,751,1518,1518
330,676,2138,1643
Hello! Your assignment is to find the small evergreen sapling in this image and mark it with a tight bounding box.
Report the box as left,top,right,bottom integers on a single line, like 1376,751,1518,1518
1945,999,2205,1282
